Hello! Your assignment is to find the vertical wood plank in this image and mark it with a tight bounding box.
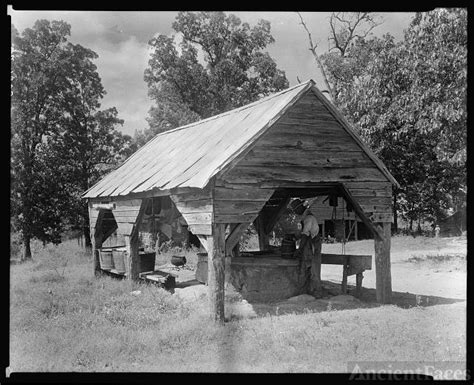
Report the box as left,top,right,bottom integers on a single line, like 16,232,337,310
124,199,147,281
90,206,104,277
208,223,226,323
254,215,270,251
374,222,392,303
341,264,348,294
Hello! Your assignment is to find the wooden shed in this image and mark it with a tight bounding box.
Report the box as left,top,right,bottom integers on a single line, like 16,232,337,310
83,80,399,322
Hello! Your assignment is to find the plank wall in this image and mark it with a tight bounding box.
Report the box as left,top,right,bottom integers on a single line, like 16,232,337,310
222,90,393,222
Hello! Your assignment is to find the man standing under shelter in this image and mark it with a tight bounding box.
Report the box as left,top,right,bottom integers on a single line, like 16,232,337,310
289,198,323,298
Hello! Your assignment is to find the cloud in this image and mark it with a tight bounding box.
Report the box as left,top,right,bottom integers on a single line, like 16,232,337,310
92,36,152,135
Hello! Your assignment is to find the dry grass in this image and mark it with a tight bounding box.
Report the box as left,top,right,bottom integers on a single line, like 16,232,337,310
9,237,466,373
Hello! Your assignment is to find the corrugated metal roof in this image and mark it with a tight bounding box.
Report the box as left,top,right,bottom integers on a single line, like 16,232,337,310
83,80,314,198
83,79,398,199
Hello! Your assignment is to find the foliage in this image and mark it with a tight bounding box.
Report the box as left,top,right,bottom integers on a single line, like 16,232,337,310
320,9,467,226
138,11,289,141
11,19,128,255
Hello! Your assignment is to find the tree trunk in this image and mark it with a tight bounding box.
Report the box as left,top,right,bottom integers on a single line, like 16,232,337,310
22,234,32,261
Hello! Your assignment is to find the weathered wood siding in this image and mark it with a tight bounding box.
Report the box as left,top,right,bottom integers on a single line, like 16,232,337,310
213,183,274,224
222,91,393,222
112,199,143,236
170,190,213,235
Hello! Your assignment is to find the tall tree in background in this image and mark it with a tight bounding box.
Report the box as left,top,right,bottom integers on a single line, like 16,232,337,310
138,11,289,144
318,9,467,229
297,12,381,101
11,20,128,258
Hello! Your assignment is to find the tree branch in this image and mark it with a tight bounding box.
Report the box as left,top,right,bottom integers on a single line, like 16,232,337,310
296,12,335,101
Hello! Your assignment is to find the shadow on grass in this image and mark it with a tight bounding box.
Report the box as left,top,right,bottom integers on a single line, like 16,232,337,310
247,280,466,317
97,269,465,319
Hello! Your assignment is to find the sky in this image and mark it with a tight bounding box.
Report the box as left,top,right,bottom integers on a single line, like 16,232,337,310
8,9,415,136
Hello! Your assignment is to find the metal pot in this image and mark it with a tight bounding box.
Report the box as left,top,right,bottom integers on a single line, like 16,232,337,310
171,255,187,267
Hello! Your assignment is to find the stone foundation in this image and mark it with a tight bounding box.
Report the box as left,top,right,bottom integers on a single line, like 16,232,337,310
196,253,303,302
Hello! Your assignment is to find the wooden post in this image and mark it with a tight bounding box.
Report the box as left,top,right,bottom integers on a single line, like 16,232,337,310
92,231,103,277
355,272,363,297
123,199,147,281
374,222,392,303
355,220,358,241
254,215,270,251
322,220,325,239
208,223,226,323
124,233,140,281
341,263,348,294
90,208,105,277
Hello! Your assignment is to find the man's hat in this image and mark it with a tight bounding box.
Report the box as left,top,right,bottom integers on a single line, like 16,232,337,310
288,198,305,212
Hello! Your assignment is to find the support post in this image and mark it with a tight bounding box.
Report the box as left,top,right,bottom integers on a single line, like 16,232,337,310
90,208,105,277
341,263,348,294
208,223,226,323
355,272,363,297
92,230,103,277
254,215,270,251
124,233,140,281
374,222,392,303
355,220,358,241
123,199,147,281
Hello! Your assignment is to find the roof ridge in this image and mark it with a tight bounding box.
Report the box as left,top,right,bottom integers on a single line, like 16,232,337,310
150,79,315,139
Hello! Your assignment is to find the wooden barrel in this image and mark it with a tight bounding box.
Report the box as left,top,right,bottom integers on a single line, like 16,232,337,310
112,248,126,274
281,235,296,259
99,248,114,270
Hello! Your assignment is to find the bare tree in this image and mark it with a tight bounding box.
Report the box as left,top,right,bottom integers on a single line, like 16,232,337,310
328,12,382,57
296,12,335,101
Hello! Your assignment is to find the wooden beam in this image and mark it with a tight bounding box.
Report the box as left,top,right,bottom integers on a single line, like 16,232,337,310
90,206,105,277
225,223,248,255
254,215,270,251
196,235,208,252
124,199,147,281
263,196,291,234
338,183,384,240
208,223,226,323
374,222,392,304
92,203,116,210
101,224,118,245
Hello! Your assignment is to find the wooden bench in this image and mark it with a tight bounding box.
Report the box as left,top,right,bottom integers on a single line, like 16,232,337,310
321,253,372,297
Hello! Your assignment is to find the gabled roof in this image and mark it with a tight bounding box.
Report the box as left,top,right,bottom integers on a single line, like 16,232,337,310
83,80,398,199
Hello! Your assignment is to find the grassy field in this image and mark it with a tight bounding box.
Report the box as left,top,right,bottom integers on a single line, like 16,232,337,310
9,235,466,373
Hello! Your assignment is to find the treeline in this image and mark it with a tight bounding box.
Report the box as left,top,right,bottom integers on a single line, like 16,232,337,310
11,10,466,260
301,10,466,232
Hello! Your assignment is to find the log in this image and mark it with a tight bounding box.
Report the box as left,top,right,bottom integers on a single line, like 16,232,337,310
208,223,226,323
374,222,392,303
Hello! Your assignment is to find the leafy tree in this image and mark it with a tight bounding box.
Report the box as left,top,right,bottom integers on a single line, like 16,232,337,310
11,19,128,258
319,9,467,229
140,11,289,139
46,107,128,248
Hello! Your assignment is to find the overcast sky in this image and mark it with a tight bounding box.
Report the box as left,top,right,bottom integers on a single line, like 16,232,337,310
9,9,415,136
